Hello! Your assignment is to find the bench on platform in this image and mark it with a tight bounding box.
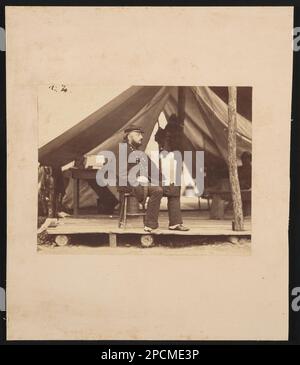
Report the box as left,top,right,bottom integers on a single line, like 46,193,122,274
202,189,251,219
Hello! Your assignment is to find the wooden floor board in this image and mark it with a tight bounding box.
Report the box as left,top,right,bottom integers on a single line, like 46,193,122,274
47,210,251,236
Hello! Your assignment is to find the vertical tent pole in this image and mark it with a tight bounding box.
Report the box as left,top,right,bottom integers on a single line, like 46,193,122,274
48,167,56,218
177,86,186,195
228,87,244,231
73,177,79,216
178,86,186,124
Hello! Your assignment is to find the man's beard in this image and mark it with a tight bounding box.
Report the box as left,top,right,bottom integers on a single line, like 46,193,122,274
131,140,142,148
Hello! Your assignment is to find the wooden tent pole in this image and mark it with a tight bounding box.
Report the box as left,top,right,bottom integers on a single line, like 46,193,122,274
178,86,186,124
228,87,244,231
47,167,56,218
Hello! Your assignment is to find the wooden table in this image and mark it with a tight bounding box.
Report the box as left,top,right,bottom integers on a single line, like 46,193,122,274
204,189,251,201
69,168,98,216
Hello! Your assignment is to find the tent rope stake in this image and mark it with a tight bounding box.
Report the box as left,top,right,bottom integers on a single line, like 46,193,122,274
228,87,244,231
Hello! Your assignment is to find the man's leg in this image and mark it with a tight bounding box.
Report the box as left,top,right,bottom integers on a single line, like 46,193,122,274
168,196,183,227
144,186,163,229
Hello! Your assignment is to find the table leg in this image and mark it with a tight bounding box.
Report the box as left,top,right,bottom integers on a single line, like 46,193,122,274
73,178,79,216
109,233,117,248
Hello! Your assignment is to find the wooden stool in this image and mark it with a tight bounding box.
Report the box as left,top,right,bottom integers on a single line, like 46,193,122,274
118,192,146,229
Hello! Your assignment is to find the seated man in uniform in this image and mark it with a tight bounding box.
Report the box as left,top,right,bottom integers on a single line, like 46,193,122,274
117,124,163,232
117,123,189,232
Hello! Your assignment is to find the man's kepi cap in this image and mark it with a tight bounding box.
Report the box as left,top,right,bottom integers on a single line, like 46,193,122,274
124,124,145,134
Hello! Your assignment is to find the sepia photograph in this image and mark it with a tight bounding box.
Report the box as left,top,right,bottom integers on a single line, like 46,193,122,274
6,6,291,341
37,85,252,253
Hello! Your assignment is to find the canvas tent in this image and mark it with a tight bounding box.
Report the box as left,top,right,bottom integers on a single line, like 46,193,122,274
38,86,252,209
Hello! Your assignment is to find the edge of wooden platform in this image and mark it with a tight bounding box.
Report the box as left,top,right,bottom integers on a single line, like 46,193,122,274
46,227,251,236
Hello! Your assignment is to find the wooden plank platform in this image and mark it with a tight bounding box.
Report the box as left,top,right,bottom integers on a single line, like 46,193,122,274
47,211,251,236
